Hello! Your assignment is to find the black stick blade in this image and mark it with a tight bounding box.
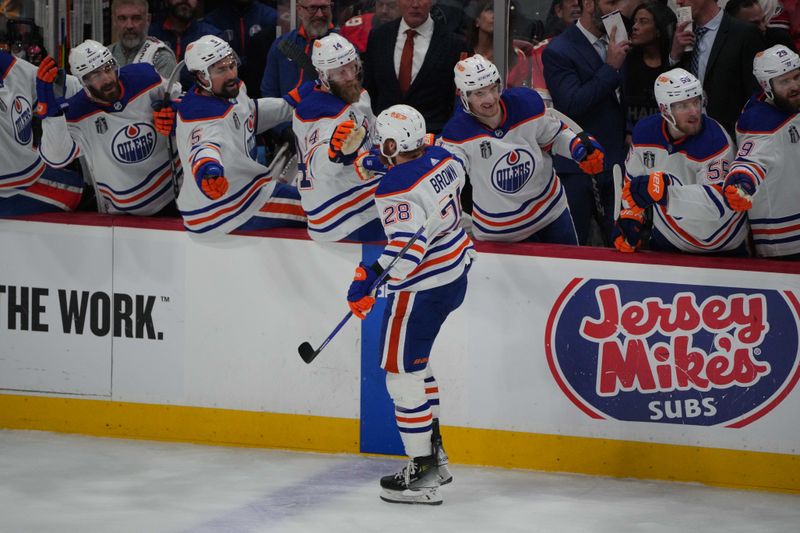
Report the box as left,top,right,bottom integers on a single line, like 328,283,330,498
298,341,319,364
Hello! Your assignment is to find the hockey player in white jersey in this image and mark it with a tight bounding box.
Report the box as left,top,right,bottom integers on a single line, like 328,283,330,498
722,45,800,259
440,54,605,244
176,35,306,234
346,105,475,505
0,51,84,216
290,33,385,242
620,68,747,255
38,39,182,216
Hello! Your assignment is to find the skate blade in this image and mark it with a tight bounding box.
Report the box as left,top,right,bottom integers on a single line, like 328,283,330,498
379,487,443,505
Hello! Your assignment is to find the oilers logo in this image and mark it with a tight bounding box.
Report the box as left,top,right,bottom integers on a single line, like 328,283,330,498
491,149,534,194
245,114,257,160
12,96,33,145
546,278,800,427
112,123,157,164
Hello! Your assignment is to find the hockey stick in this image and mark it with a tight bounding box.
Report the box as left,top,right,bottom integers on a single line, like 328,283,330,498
613,164,622,221
298,215,434,364
547,108,612,246
277,38,316,77
163,60,185,200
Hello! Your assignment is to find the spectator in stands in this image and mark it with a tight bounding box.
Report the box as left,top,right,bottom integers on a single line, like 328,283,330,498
259,0,334,146
463,1,551,101
205,0,278,99
625,1,676,132
543,0,631,246
108,0,177,79
0,50,84,217
341,0,401,54
260,0,334,99
468,1,495,61
545,0,582,38
149,0,223,88
669,0,764,136
726,0,796,48
364,0,470,134
761,0,798,49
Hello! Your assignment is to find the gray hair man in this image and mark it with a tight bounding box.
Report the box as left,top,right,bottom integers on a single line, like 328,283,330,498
108,0,177,79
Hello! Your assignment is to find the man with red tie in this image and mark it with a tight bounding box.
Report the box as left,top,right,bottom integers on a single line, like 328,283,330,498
363,0,470,134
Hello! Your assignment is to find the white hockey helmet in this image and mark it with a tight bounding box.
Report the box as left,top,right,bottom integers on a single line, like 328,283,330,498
311,33,360,86
753,44,800,100
454,54,502,111
69,39,117,86
654,68,704,127
185,35,238,90
374,104,427,159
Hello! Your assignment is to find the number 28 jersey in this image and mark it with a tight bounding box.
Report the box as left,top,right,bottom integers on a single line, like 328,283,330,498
375,145,476,293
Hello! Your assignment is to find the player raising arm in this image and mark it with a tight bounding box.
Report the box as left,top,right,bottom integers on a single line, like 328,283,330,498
440,54,604,245
0,50,83,216
176,35,306,234
38,40,181,216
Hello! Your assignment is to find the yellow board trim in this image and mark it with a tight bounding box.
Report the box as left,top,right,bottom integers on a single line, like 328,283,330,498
0,394,359,453
1,394,797,494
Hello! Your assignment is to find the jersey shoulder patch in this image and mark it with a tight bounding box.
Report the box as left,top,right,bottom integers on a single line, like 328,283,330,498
178,87,233,122
736,95,794,135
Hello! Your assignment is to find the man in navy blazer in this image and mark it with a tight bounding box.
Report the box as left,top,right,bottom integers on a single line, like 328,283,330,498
363,0,469,134
543,0,630,245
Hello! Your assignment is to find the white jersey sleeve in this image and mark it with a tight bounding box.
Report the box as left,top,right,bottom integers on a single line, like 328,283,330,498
39,114,84,168
256,97,294,134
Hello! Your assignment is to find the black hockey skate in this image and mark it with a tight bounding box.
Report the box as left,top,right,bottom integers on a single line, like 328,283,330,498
379,454,442,505
432,419,453,485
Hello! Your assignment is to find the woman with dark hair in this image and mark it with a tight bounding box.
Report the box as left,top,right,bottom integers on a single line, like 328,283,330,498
467,1,494,61
625,1,677,132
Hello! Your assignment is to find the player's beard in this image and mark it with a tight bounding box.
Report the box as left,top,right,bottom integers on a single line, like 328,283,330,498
88,80,122,104
217,78,241,99
773,92,800,114
330,79,361,104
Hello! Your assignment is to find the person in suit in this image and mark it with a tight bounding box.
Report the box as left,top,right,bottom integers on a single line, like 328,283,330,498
362,0,469,133
542,0,631,246
725,0,795,50
669,0,765,136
